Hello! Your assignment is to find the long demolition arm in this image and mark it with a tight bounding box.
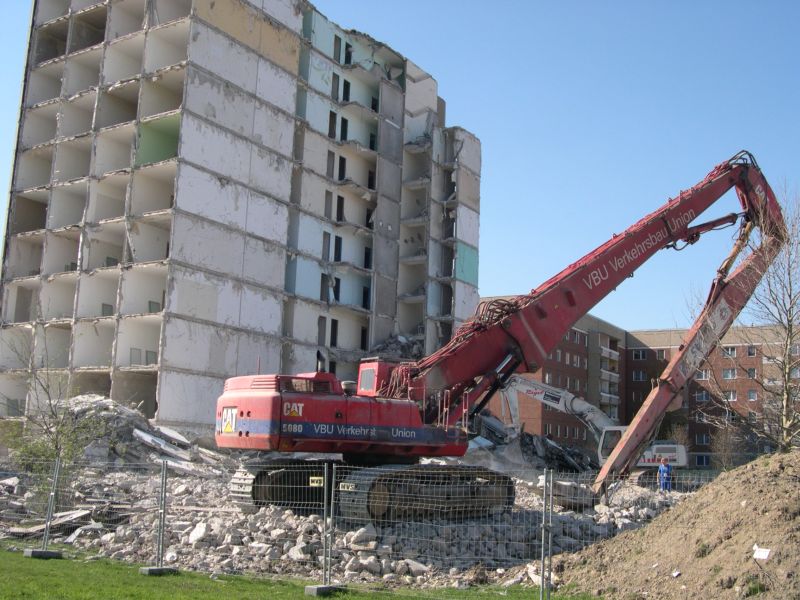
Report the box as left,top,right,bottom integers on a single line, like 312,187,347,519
383,152,785,473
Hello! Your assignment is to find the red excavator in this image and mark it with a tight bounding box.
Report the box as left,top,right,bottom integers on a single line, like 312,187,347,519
215,151,785,520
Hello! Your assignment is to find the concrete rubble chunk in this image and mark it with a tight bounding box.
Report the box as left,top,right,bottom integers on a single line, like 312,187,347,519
188,522,208,544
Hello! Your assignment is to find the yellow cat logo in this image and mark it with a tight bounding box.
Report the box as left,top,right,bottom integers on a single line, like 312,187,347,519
283,402,304,417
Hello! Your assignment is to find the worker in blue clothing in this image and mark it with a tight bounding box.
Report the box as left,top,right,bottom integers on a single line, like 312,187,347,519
658,456,672,491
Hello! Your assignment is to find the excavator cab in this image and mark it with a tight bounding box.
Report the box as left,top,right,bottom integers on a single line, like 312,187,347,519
598,427,624,464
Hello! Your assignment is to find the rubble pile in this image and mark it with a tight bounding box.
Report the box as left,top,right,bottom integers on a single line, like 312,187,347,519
0,464,686,588
369,335,425,360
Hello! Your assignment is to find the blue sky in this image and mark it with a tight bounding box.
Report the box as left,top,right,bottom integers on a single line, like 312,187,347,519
2,1,798,331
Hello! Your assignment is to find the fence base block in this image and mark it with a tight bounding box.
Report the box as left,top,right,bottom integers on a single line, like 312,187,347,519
304,584,344,596
139,567,178,576
23,549,63,560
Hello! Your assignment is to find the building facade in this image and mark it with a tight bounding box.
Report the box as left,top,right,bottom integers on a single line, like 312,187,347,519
0,0,480,426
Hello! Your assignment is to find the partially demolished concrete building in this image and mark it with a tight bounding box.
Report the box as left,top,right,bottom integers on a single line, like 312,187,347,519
0,0,481,425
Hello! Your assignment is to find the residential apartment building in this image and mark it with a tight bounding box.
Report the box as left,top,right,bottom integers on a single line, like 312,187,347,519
0,0,480,426
627,326,779,467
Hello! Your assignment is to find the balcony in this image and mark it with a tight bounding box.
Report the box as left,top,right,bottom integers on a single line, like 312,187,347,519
600,392,620,406
600,346,620,360
600,368,620,384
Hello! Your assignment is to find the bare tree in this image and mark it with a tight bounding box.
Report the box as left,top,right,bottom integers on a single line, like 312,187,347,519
696,191,800,452
710,424,747,470
0,319,99,468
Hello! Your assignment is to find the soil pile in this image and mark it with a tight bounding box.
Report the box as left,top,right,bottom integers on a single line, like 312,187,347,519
556,450,800,599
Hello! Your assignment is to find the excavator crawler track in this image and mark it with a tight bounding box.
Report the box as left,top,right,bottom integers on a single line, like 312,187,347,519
231,462,515,523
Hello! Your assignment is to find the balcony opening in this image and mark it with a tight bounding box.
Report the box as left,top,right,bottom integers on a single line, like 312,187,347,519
135,113,179,166
94,125,135,175
111,371,157,417
35,1,69,26
11,190,49,234
40,275,78,320
48,181,88,228
34,20,69,64
68,6,107,54
102,33,145,84
6,235,44,278
53,136,92,182
16,146,54,190
151,0,191,25
343,80,350,102
42,229,80,275
34,323,72,369
58,91,95,137
144,20,189,72
71,372,112,399
336,195,344,222
72,320,115,367
131,161,176,214
0,327,34,370
21,103,59,148
107,0,146,40
96,80,139,128
87,174,128,222
328,111,337,139
115,316,161,367
63,49,102,96
2,281,40,323
76,269,120,318
0,375,28,416
27,62,65,106
139,67,185,118
118,264,167,315
128,217,170,262
83,222,126,270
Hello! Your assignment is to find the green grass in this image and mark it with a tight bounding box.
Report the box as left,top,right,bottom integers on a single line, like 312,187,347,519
0,549,597,599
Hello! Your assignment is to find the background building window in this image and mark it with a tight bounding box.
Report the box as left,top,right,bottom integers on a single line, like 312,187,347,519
723,390,737,402
696,433,710,445
696,454,711,467
747,345,757,357
747,368,756,379
748,389,757,401
694,390,709,403
722,368,736,380
696,369,709,380
722,346,736,358
656,349,666,360
632,349,646,360
632,370,647,382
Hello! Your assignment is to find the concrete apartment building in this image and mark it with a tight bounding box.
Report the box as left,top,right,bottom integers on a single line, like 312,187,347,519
0,0,481,426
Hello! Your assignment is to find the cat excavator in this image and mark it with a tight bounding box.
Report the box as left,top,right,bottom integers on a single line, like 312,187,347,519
215,151,785,520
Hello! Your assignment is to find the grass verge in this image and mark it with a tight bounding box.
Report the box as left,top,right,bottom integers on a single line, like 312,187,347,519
0,549,596,599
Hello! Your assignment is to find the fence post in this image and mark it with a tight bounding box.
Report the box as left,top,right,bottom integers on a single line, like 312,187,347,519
156,460,168,568
41,456,61,552
539,468,548,600
546,470,554,599
322,462,329,586
328,463,337,585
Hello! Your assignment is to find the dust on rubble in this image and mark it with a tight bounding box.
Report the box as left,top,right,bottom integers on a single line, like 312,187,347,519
553,449,800,599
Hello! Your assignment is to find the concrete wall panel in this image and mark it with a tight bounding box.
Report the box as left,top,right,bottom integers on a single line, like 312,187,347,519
456,168,480,213
454,241,479,286
376,158,401,202
169,266,237,326
242,236,286,286
240,284,283,334
453,128,481,175
263,0,303,33
157,368,223,424
235,331,282,375
256,56,297,114
379,80,403,127
194,0,299,75
378,120,403,164
188,22,259,95
374,273,397,317
176,163,248,229
185,68,255,138
247,190,289,243
252,101,294,156
453,280,479,322
162,316,237,375
372,235,399,279
172,213,245,274
405,74,437,116
181,113,251,184
249,146,292,202
456,204,479,246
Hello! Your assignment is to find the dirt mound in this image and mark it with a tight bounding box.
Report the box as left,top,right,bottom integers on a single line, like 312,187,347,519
556,450,800,599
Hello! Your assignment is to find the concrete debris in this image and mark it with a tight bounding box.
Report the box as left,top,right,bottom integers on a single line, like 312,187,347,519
370,335,424,360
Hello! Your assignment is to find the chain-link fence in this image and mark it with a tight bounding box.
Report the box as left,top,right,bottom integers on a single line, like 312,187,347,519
0,456,721,596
